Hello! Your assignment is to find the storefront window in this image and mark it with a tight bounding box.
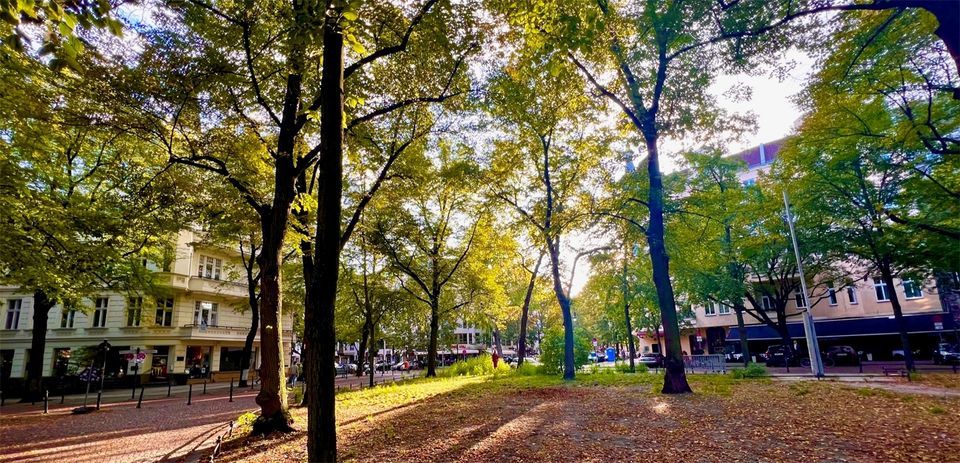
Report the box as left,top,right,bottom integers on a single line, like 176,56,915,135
186,346,212,378
220,347,245,371
151,346,170,379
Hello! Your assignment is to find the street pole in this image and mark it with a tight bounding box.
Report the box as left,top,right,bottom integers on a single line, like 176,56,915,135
783,190,825,377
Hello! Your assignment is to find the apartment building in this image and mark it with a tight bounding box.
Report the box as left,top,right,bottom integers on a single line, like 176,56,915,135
635,140,957,359
0,230,294,386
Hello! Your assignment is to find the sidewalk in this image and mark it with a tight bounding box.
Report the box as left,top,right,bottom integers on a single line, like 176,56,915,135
0,370,416,416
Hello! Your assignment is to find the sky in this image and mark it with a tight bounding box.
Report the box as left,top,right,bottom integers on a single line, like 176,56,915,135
568,49,816,296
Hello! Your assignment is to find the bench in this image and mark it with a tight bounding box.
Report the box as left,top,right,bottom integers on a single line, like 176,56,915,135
881,367,909,378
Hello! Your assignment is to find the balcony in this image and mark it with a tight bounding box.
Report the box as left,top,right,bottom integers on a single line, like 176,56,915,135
181,324,293,342
187,277,248,298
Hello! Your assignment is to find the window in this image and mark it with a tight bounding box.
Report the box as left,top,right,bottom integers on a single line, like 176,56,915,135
92,297,109,327
194,301,218,327
828,286,838,306
197,255,222,280
903,280,922,299
846,287,859,305
873,277,890,302
127,297,143,327
704,302,716,316
155,298,174,326
718,303,731,315
60,308,77,328
761,296,774,311
4,299,21,330
795,292,807,308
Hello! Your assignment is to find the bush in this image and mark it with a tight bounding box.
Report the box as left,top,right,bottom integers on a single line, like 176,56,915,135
539,326,592,375
440,354,510,377
731,362,768,379
515,362,540,376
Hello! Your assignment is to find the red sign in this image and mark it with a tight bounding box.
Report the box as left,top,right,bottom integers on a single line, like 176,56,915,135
137,352,146,360
125,353,135,361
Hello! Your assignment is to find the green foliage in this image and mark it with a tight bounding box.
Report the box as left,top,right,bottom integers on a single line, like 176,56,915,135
514,362,542,376
440,354,510,377
539,326,592,375
731,363,768,379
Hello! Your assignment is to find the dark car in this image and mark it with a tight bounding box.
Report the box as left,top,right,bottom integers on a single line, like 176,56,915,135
933,343,960,365
764,345,806,367
823,345,859,366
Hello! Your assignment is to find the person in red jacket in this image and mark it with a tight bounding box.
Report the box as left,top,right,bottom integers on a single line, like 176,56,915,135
492,352,500,369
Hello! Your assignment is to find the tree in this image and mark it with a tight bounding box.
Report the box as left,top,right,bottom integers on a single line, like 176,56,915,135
778,9,960,371
0,54,185,401
113,1,472,448
516,248,544,366
486,49,608,380
373,144,482,378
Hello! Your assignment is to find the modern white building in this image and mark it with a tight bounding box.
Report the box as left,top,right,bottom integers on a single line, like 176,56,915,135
0,230,294,386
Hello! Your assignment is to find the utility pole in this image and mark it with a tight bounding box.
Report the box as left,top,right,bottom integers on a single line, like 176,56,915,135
783,190,825,377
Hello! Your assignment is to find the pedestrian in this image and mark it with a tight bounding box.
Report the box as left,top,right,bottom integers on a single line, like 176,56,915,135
492,352,500,369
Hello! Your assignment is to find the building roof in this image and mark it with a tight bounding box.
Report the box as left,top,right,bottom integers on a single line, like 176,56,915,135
733,137,787,169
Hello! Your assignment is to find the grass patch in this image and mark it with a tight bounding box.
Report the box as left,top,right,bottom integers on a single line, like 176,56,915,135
439,354,510,377
929,405,946,415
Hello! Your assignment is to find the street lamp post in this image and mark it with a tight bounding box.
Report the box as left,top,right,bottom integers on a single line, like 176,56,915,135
783,190,825,377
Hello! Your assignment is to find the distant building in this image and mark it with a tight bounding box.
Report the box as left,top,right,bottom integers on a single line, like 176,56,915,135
634,140,957,360
0,230,294,386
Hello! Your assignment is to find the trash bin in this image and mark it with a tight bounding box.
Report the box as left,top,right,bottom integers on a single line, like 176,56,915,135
606,347,616,362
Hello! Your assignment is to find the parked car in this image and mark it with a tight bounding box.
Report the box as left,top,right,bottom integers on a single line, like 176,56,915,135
638,353,663,367
823,345,859,366
933,343,960,365
891,348,923,360
764,345,806,367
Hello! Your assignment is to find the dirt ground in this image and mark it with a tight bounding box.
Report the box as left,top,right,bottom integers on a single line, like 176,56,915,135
215,374,960,463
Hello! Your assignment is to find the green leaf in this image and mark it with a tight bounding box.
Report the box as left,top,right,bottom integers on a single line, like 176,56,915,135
342,11,358,22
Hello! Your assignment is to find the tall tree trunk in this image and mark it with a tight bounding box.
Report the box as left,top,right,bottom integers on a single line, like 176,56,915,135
368,323,376,387
517,251,543,367
733,303,750,366
23,290,53,403
427,297,440,377
356,315,370,377
253,213,292,433
239,281,259,388
880,260,915,371
492,328,503,356
306,15,345,463
547,242,576,380
643,136,692,394
622,247,636,372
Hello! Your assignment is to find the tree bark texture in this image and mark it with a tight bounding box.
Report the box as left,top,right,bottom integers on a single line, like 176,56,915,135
23,290,54,403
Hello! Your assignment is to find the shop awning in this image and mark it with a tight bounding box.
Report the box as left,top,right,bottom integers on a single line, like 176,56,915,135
726,312,955,342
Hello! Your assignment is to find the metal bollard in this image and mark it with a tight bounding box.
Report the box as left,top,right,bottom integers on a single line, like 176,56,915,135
43,390,49,414
188,384,193,405
859,360,863,374
96,391,102,410
167,382,172,398
229,379,234,403
137,387,145,409
60,388,65,404
203,381,207,395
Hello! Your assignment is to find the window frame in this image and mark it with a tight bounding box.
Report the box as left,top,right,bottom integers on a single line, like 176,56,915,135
703,301,717,316
902,280,923,300
4,299,22,330
92,297,109,328
827,287,838,306
155,298,174,326
718,303,731,315
795,291,807,309
846,287,859,305
873,277,890,302
194,301,219,327
60,308,77,328
761,296,774,311
198,255,223,280
127,297,143,327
